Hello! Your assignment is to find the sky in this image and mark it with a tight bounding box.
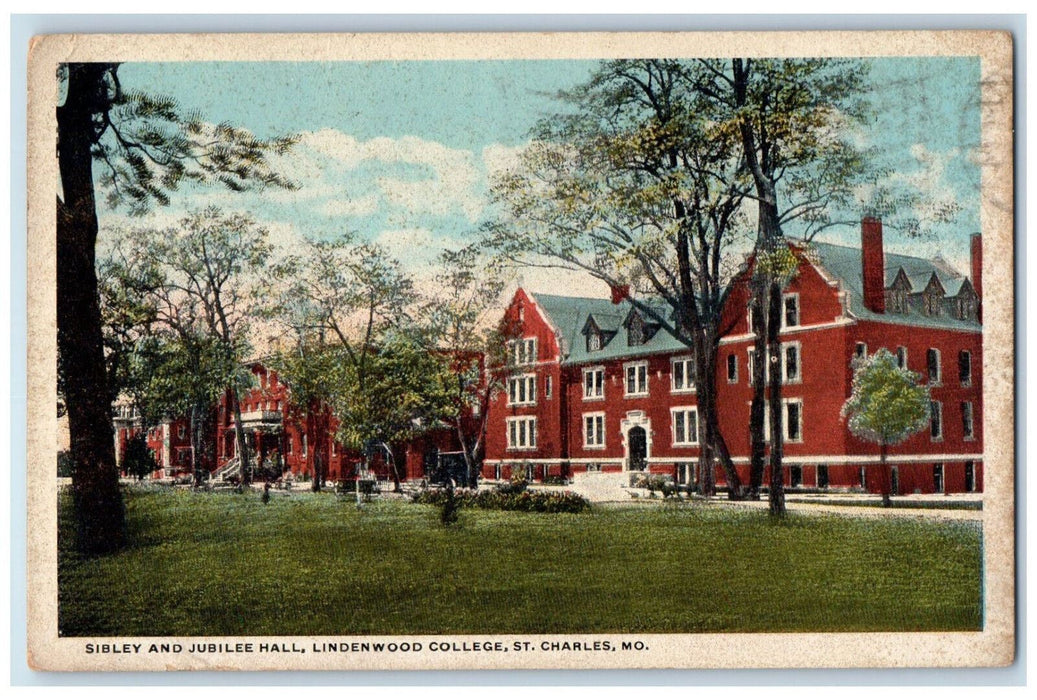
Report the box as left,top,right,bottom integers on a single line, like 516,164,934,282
97,57,983,298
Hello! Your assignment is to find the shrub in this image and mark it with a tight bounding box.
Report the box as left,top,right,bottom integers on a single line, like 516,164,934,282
543,475,571,486
439,488,462,526
412,487,590,514
497,474,529,495
57,450,73,478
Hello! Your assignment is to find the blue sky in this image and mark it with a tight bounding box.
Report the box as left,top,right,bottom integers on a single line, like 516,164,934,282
99,57,982,295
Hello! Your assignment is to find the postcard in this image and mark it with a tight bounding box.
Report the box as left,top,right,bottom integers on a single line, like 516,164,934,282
26,30,1014,671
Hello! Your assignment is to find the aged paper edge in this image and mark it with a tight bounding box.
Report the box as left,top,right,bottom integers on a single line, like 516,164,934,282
25,30,1015,672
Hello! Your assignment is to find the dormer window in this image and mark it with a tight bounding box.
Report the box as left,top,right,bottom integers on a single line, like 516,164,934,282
628,313,645,347
886,269,911,315
923,292,940,317
588,331,602,352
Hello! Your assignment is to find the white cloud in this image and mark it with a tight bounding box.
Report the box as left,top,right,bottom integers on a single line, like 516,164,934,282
318,195,380,217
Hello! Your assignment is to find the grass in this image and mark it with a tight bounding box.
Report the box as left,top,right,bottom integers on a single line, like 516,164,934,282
58,486,983,636
784,497,983,511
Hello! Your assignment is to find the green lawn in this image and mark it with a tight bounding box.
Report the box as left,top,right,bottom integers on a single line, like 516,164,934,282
58,487,983,636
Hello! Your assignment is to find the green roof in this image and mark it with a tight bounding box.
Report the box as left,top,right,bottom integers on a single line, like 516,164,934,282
531,293,694,366
810,241,981,332
527,242,980,367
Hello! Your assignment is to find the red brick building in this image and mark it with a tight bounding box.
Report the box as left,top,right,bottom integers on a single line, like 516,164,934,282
482,220,983,495
116,359,476,485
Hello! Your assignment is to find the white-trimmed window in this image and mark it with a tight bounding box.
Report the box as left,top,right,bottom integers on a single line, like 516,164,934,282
726,353,738,384
177,424,186,439
961,401,975,440
583,367,605,400
507,416,537,450
671,407,700,446
927,348,942,385
671,356,696,393
624,361,649,397
896,346,908,369
508,337,537,366
749,344,800,384
545,376,553,399
302,434,308,458
783,293,800,328
854,342,868,361
930,400,943,441
762,399,804,443
783,342,801,383
785,400,803,443
583,413,606,448
507,374,537,406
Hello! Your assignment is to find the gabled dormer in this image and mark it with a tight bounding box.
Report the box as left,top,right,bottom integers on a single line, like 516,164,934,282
581,315,616,353
946,278,979,322
885,268,911,314
918,273,946,317
623,308,659,347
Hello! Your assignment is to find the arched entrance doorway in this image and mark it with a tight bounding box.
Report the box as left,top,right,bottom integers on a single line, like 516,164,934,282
627,426,647,471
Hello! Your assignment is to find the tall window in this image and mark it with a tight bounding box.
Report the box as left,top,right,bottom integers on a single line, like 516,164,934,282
727,354,738,383
672,408,699,446
785,400,803,442
507,374,537,406
783,293,800,327
930,400,943,440
624,362,649,397
965,461,976,492
817,464,829,489
896,346,908,369
583,413,605,448
854,342,867,360
545,376,553,399
783,343,801,383
302,434,308,458
961,401,975,440
959,350,972,386
933,463,944,493
507,417,537,449
761,399,804,443
587,332,602,352
671,356,695,393
927,348,941,384
509,337,537,366
582,367,605,400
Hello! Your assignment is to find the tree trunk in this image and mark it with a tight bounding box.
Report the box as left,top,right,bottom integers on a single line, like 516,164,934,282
694,333,743,499
748,284,767,499
190,405,201,487
766,279,786,517
880,442,891,508
57,63,125,554
230,390,250,485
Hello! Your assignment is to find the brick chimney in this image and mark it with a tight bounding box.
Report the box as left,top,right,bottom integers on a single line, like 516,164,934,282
610,283,630,305
861,217,885,313
971,233,982,321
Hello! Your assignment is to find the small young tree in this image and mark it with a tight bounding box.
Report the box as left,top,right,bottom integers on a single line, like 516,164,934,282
841,348,931,507
122,432,158,481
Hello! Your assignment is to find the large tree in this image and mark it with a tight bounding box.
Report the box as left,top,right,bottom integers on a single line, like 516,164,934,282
417,246,513,486
57,63,295,553
268,236,422,491
140,207,274,484
841,348,931,507
693,58,872,514
484,59,751,497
